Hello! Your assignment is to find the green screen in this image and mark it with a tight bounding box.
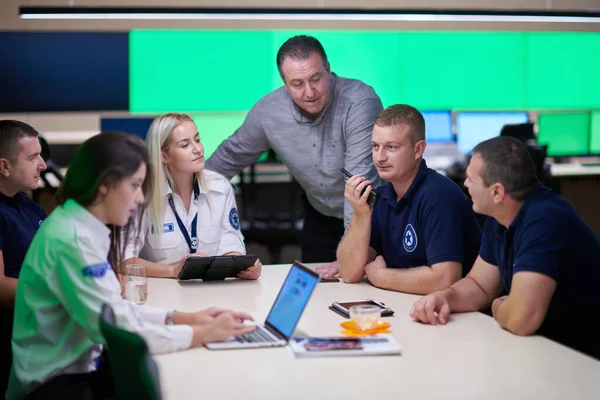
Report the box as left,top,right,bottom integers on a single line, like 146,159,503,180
192,113,268,162
526,33,600,109
130,30,600,112
537,112,590,157
129,30,273,113
589,111,600,155
192,113,246,159
398,32,527,110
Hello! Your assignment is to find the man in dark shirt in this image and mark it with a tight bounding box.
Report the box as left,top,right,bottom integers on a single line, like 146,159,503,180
0,120,48,394
411,136,600,360
337,105,481,294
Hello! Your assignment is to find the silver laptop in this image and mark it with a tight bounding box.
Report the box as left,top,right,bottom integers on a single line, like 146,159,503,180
205,261,320,350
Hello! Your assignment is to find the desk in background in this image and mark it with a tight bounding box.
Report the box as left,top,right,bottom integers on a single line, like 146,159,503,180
147,265,600,400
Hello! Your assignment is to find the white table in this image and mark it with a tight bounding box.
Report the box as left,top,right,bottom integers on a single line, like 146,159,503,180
147,264,600,400
551,163,600,177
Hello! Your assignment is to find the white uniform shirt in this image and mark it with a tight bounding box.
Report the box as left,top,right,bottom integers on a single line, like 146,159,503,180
125,170,246,265
8,199,192,399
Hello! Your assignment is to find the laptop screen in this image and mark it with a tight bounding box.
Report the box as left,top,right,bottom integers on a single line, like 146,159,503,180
265,264,319,338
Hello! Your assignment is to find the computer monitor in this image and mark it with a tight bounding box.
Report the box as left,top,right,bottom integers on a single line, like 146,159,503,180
421,110,453,143
100,117,155,140
537,112,590,157
589,111,600,155
456,112,529,154
500,122,535,144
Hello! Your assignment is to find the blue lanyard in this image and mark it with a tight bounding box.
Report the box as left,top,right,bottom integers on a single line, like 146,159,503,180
167,195,198,253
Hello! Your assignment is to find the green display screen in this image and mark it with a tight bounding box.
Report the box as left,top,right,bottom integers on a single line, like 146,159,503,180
589,111,600,155
129,30,274,113
191,113,268,162
537,112,590,157
130,30,600,113
526,33,600,110
192,113,246,159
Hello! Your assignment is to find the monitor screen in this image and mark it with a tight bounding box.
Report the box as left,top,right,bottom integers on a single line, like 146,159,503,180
589,111,600,155
457,112,529,154
422,111,453,143
0,32,128,112
537,112,590,157
100,117,154,140
265,264,319,338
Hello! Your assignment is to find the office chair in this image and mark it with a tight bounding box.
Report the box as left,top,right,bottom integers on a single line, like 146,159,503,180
237,152,304,264
527,144,550,183
32,136,64,208
99,303,163,400
500,123,536,146
38,135,64,185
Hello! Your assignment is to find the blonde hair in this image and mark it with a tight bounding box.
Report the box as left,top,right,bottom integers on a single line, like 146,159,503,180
145,113,209,233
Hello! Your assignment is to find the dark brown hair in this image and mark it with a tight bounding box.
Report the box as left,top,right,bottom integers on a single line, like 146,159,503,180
0,120,40,163
276,35,329,79
55,132,152,271
472,136,539,201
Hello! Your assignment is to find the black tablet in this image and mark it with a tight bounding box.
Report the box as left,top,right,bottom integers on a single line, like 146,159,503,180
177,254,258,281
329,299,394,318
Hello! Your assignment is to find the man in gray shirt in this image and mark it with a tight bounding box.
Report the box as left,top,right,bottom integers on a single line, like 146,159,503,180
206,35,382,269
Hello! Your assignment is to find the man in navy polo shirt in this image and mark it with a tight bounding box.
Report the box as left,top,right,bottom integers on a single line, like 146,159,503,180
336,104,481,294
0,120,47,394
411,136,600,360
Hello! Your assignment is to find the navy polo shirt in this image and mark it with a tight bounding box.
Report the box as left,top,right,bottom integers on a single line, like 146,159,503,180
480,184,600,359
0,191,47,278
370,160,481,275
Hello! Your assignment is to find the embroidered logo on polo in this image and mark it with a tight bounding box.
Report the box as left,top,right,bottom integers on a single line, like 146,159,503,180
403,224,418,252
229,208,240,230
82,262,110,278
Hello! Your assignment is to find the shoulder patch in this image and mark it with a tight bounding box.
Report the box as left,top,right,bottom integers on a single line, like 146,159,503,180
403,224,418,253
82,262,111,278
229,207,240,230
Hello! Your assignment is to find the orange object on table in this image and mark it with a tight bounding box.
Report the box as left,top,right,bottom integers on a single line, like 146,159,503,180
340,320,391,336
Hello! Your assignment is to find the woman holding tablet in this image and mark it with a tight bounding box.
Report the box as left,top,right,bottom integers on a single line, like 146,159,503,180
7,132,254,400
123,113,261,279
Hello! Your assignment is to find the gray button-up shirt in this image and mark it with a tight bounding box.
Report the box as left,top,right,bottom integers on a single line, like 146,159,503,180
206,74,383,229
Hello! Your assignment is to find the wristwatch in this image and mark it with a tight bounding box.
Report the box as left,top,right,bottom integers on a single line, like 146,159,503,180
165,309,174,325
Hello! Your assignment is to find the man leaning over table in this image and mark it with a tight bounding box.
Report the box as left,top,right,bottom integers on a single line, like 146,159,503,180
205,34,383,272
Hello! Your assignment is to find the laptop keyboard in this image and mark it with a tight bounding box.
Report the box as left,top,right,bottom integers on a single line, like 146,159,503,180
235,326,278,343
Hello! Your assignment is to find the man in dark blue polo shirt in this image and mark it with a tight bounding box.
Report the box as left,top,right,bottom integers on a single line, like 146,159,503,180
411,136,600,360
0,120,47,394
336,104,481,294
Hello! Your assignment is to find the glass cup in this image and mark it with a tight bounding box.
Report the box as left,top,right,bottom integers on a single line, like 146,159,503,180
349,305,382,331
125,264,148,305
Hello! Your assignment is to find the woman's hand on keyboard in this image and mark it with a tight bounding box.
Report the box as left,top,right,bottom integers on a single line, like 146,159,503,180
191,311,256,347
191,307,235,325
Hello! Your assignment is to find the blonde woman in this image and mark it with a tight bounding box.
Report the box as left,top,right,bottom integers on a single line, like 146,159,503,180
124,113,261,279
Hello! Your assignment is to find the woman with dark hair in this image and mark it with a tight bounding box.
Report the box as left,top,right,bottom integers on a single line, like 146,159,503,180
6,132,254,400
